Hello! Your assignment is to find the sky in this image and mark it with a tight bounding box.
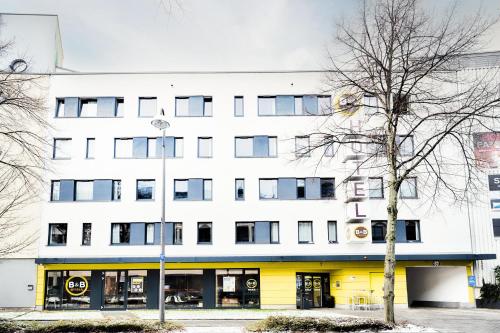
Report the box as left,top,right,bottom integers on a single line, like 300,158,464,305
1,0,500,72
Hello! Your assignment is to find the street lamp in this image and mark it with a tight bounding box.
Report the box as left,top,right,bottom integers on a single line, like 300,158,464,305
151,108,170,323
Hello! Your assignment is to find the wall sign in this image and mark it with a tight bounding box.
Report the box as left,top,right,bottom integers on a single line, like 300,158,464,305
131,277,144,293
222,276,236,292
246,278,258,291
488,175,500,191
354,226,369,238
65,276,88,296
468,275,476,287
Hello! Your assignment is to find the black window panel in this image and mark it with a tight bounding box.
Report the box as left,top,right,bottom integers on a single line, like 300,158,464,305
493,219,500,237
198,222,212,243
236,222,254,243
82,223,92,246
371,221,387,242
297,178,305,199
49,223,67,245
405,220,420,241
320,178,335,198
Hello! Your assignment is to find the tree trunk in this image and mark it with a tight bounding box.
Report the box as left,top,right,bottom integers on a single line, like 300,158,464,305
383,171,398,324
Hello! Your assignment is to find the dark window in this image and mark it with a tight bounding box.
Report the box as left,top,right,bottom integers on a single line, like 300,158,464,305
235,179,245,200
493,219,500,237
48,223,67,246
297,179,305,199
137,180,155,200
320,178,335,198
111,223,130,244
236,222,254,243
405,220,421,241
198,222,212,244
328,221,337,243
371,221,387,242
82,223,91,246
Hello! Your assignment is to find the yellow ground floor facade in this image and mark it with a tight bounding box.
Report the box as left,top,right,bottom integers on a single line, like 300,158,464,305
35,260,475,310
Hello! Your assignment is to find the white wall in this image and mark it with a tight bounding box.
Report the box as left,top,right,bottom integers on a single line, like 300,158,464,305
36,71,485,260
0,259,36,308
406,267,469,305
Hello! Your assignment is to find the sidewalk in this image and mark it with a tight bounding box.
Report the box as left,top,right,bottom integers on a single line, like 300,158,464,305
0,308,353,321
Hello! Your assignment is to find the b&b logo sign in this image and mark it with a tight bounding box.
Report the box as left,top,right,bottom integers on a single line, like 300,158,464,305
65,276,89,296
354,226,368,238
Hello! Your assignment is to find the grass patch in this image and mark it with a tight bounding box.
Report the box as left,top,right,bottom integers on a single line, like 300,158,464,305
0,320,183,333
248,315,393,332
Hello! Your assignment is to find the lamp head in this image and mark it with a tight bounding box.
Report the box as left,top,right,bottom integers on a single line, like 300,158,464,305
151,108,170,130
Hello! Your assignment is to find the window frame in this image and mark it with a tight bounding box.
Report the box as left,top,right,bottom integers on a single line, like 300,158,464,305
197,137,213,158
52,138,72,160
368,177,384,199
197,222,212,244
399,177,418,199
298,221,313,244
138,97,157,118
81,223,92,246
48,223,68,246
136,179,156,201
327,221,337,244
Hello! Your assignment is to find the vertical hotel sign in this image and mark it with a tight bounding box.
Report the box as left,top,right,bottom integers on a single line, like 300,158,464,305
335,93,371,243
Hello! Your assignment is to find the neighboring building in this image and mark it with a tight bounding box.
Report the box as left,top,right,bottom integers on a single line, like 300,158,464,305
0,13,62,309
34,68,496,311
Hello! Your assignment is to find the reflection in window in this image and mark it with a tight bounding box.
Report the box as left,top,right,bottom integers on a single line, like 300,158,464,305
165,270,204,308
137,180,155,200
259,179,278,199
49,223,67,246
216,269,260,308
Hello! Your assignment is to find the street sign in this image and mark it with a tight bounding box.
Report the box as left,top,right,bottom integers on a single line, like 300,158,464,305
488,175,500,191
160,254,165,261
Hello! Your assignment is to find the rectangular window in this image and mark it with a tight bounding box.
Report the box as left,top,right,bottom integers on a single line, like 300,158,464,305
371,221,387,242
320,178,335,198
297,178,305,199
145,223,155,244
235,136,277,157
51,181,61,201
111,223,130,244
174,179,188,200
203,179,212,200
197,222,212,244
138,97,157,117
276,95,295,115
295,136,310,157
75,181,93,201
112,180,121,200
198,137,213,158
48,223,67,246
258,95,330,116
492,219,500,237
136,180,155,200
172,222,183,245
400,177,417,199
86,138,95,159
368,177,384,199
56,99,65,117
82,223,91,246
79,99,98,117
405,220,421,242
234,96,244,116
396,135,414,156
258,97,275,115
114,138,133,158
270,222,279,243
116,98,124,117
328,221,337,243
175,96,212,116
235,179,245,200
298,221,313,243
259,179,278,199
236,222,255,243
53,138,72,159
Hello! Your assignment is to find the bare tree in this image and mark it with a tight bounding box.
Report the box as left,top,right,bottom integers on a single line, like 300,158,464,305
0,37,49,257
300,0,500,324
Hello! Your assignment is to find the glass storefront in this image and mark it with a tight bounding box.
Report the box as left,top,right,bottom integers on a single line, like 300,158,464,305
103,271,126,309
127,270,148,308
164,270,204,308
216,269,260,308
45,271,91,309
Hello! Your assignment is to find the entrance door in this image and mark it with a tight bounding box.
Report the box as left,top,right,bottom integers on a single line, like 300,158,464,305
102,271,126,309
296,273,330,309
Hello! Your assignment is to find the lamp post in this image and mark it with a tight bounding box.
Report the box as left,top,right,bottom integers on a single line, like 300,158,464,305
151,108,170,323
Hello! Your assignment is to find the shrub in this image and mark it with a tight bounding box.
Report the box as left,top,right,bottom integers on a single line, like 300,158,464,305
248,316,392,332
480,283,500,304
0,320,183,333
